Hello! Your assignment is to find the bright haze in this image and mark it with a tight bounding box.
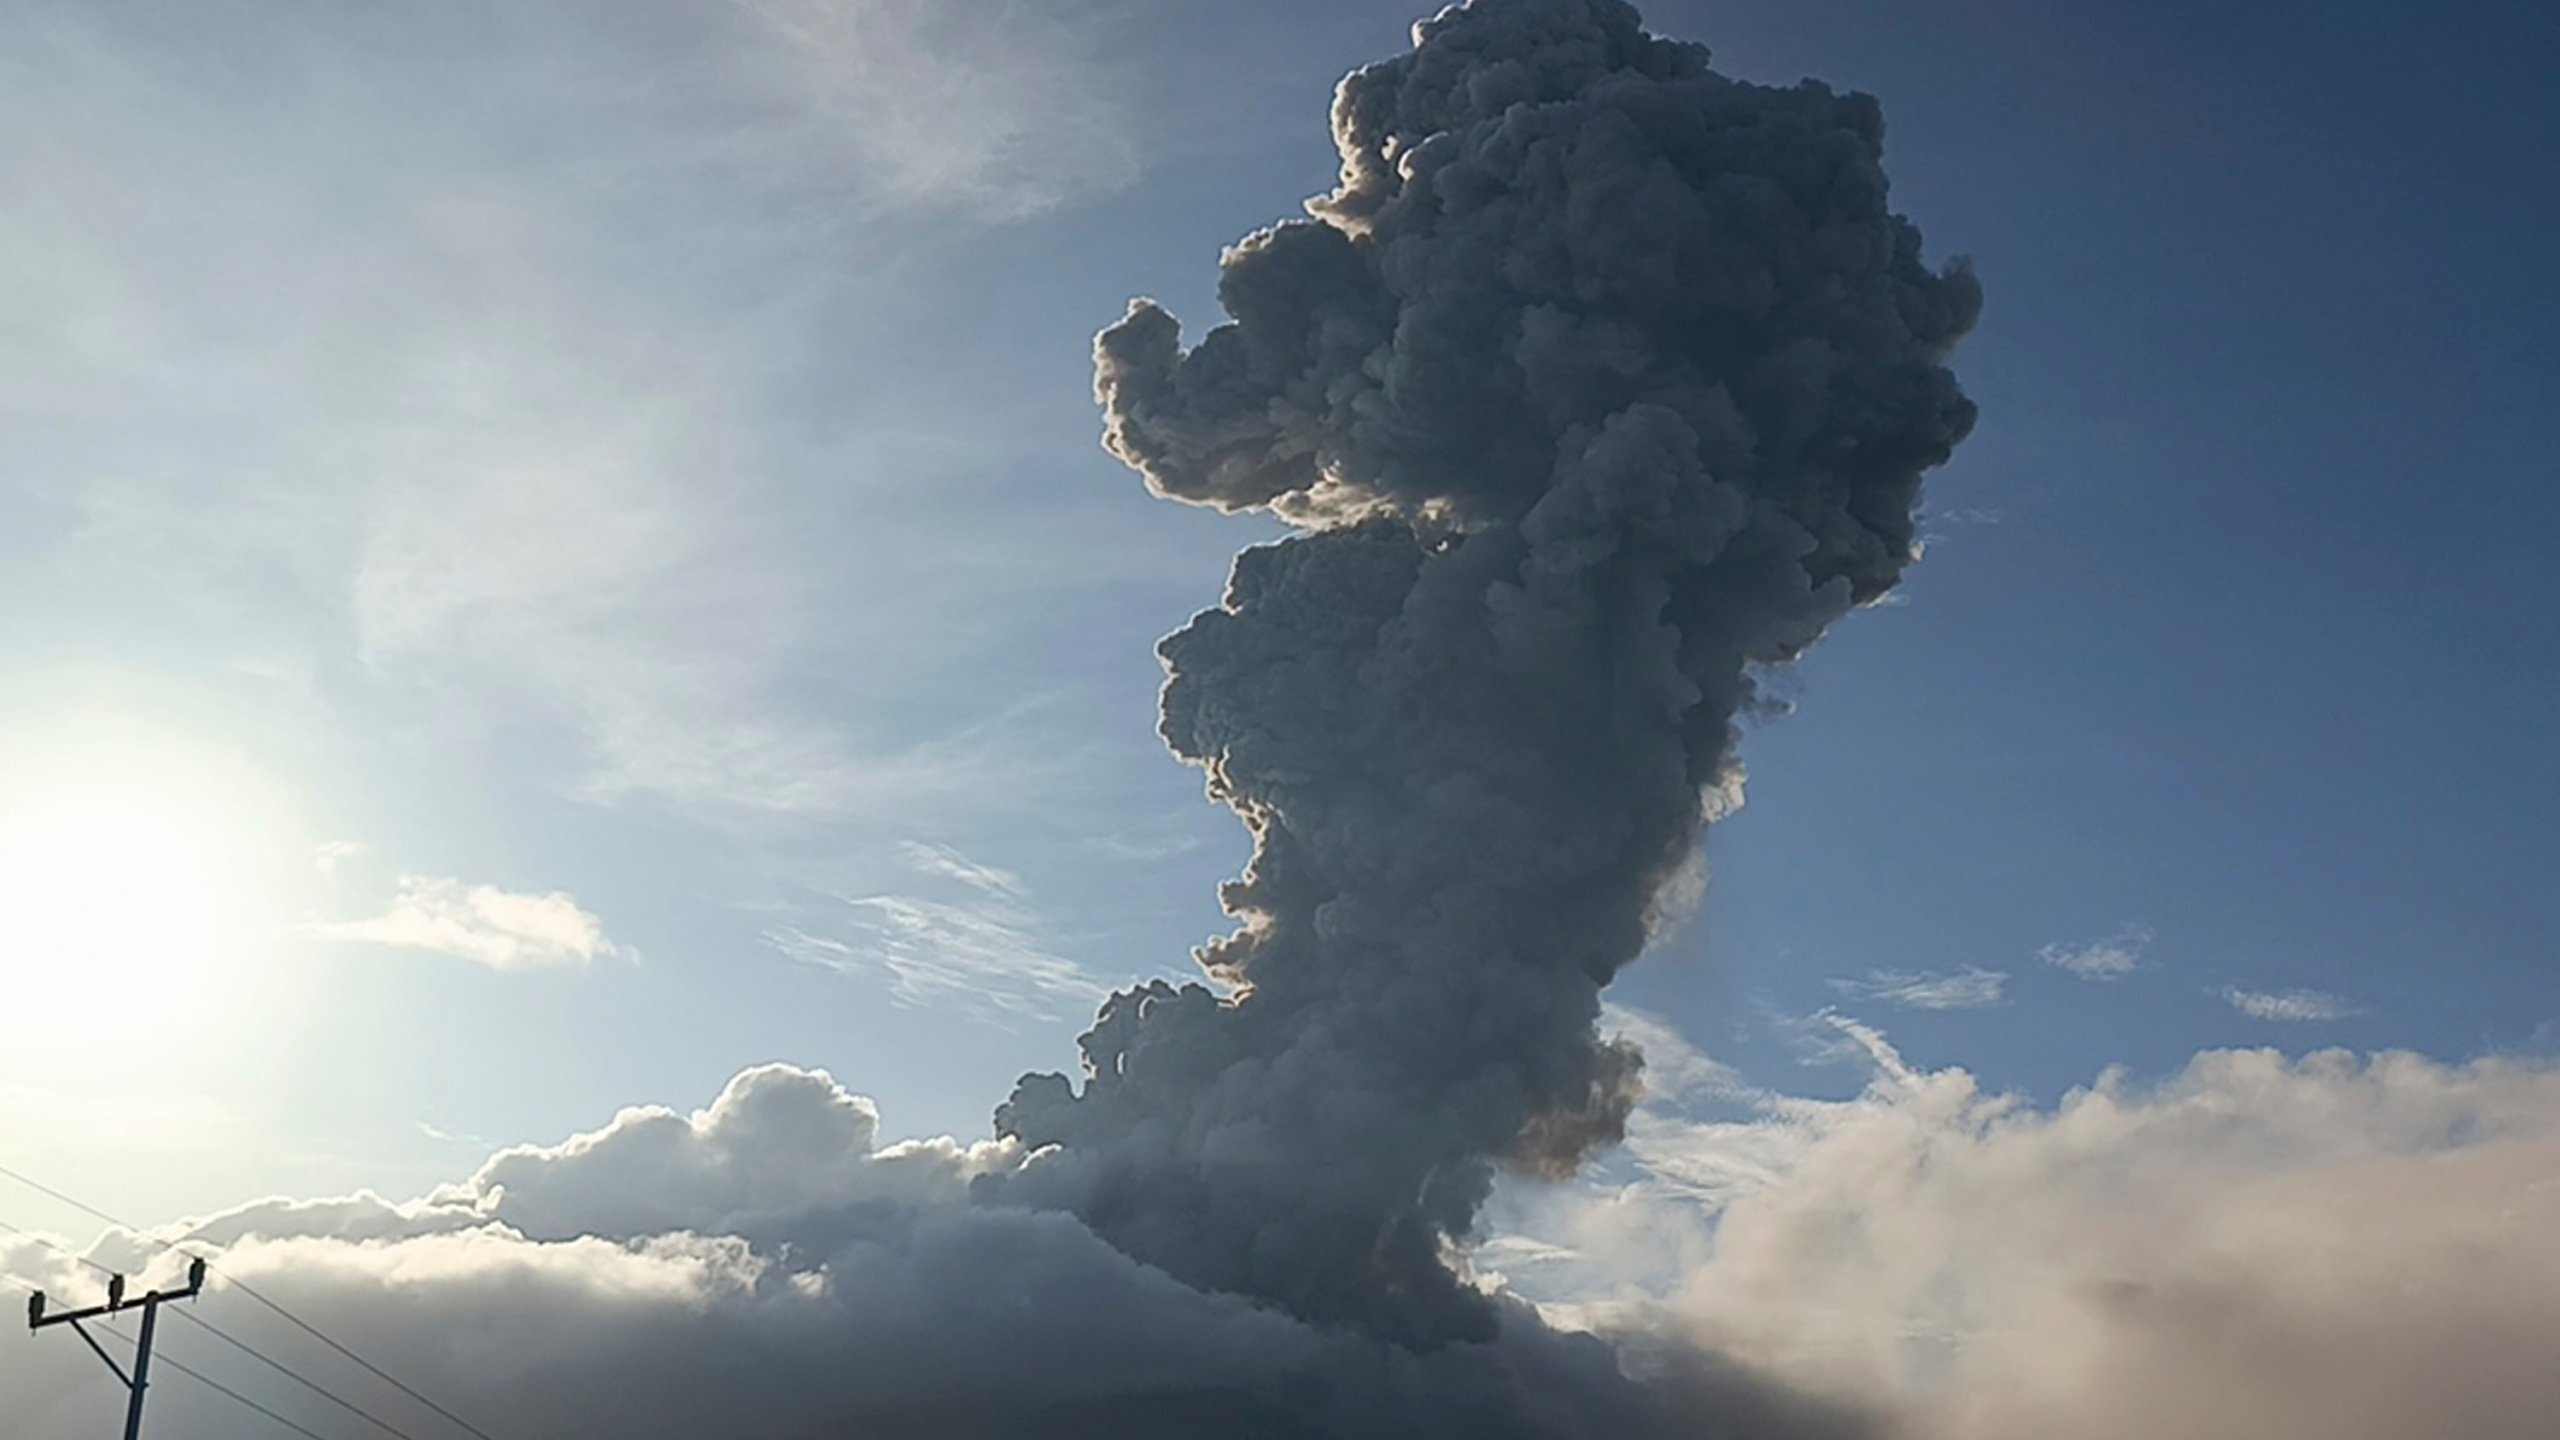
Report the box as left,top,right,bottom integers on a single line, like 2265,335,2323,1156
3,2,2556,1439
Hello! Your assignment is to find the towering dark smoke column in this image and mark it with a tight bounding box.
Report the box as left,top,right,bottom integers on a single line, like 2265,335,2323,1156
999,0,1977,1346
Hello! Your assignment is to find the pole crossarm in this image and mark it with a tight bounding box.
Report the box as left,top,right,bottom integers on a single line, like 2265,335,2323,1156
24,1256,208,1440
29,1260,207,1330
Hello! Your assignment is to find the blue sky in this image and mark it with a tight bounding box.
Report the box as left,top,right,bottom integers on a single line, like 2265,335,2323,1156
2,0,2554,1247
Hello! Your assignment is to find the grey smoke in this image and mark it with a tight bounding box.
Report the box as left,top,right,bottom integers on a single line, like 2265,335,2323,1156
998,0,1976,1347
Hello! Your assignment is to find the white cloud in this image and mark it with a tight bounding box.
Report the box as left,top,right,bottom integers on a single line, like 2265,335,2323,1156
2041,924,2150,979
196,1065,1014,1251
1081,827,1207,862
895,840,1029,901
1826,966,2007,1010
766,842,1111,1023
1602,1003,1747,1106
310,874,621,970
1777,1009,1925,1085
0,0,1133,820
2220,984,2357,1022
1586,1007,1838,1211
310,839,368,879
466,1065,1002,1231
731,0,1139,221
1491,1035,2560,1440
769,899,1105,1024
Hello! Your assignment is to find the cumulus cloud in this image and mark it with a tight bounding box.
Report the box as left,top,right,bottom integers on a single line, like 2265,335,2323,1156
1826,967,2007,1011
2040,925,2150,979
2221,984,2357,1022
310,874,621,970
197,1064,1014,1251
1490,1025,2560,1440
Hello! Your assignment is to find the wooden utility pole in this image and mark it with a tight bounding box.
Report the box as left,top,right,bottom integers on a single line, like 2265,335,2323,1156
27,1257,206,1440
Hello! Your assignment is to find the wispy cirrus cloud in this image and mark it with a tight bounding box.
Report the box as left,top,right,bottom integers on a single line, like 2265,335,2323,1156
0,0,1141,821
766,841,1110,1024
894,840,1029,901
2041,924,2152,980
731,0,1139,221
1081,829,1207,863
1601,1003,1747,1107
311,840,369,879
2220,984,2357,1023
1827,966,2008,1011
1778,1008,1926,1088
311,875,622,971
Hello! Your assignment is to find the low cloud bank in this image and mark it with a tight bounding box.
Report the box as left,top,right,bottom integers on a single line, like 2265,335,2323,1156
0,1064,1849,1440
9,1045,2556,1439
1495,1023,2560,1440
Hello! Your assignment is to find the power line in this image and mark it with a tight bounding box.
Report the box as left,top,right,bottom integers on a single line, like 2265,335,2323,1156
6,1282,343,1440
5,1217,398,1440
205,1269,502,1440
157,1350,347,1440
170,1307,435,1440
10,1291,374,1440
0,1160,503,1440
0,1213,117,1276
0,1161,129,1230
21,1243,206,1440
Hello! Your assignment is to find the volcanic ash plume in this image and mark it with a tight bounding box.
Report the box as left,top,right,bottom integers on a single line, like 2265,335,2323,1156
998,0,1978,1346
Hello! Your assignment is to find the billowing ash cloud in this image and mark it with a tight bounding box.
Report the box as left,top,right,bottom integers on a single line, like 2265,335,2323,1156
3,6,1981,1436
996,0,1976,1345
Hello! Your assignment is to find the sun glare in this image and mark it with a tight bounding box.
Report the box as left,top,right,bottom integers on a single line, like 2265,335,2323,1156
0,778,258,1053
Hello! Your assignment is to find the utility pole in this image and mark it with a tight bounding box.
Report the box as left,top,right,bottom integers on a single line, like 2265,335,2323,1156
27,1256,206,1440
